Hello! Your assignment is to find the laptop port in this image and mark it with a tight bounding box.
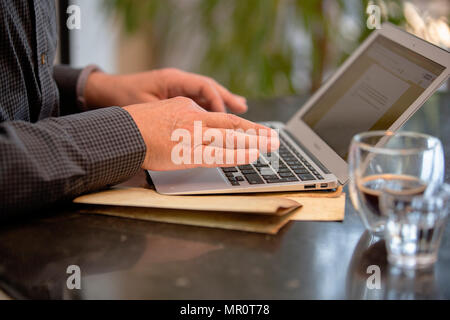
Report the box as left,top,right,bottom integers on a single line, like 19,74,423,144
321,183,328,188
304,184,316,189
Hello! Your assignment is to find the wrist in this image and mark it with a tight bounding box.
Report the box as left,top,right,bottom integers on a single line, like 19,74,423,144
84,71,116,108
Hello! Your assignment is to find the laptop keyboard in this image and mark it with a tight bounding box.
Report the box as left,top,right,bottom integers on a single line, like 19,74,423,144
220,131,324,186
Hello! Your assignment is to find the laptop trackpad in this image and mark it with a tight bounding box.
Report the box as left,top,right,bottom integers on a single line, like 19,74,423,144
148,168,228,194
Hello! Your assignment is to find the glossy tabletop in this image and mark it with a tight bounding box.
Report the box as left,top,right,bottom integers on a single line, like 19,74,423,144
0,91,449,299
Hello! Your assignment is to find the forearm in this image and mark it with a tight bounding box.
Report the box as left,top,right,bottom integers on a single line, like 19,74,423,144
0,107,146,217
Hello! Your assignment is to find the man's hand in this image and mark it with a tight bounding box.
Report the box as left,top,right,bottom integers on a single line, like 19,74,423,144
123,97,279,171
85,68,248,113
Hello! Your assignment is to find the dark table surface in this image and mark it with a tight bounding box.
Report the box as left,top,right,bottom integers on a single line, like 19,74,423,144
0,91,449,300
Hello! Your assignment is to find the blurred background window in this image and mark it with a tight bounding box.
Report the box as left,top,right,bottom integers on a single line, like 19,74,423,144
65,0,449,98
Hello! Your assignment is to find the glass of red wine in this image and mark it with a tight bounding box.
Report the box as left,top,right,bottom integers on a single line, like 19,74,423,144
348,131,444,236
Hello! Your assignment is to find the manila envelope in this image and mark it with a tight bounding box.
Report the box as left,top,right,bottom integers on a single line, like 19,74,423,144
74,187,345,234
253,187,345,221
74,187,302,216
78,205,297,235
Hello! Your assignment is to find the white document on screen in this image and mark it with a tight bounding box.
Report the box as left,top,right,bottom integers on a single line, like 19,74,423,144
313,64,409,155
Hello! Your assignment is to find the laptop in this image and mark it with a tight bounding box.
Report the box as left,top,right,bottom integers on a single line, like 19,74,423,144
148,23,450,195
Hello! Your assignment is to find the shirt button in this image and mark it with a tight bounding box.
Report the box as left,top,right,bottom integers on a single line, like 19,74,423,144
41,53,46,65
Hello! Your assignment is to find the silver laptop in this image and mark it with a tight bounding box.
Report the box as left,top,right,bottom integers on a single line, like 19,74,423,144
148,23,450,195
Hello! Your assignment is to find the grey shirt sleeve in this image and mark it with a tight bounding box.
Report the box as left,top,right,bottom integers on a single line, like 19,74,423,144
53,64,100,116
0,106,146,218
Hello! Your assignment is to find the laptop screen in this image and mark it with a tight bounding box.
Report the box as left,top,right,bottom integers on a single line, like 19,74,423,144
301,35,445,159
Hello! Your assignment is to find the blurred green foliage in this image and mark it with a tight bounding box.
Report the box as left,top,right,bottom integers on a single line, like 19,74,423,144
105,0,406,98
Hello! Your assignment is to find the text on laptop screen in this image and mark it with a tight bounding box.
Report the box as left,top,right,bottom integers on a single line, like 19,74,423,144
302,35,445,159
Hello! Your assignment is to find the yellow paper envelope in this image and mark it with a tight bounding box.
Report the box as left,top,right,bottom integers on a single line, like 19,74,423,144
74,187,345,234
74,187,301,216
